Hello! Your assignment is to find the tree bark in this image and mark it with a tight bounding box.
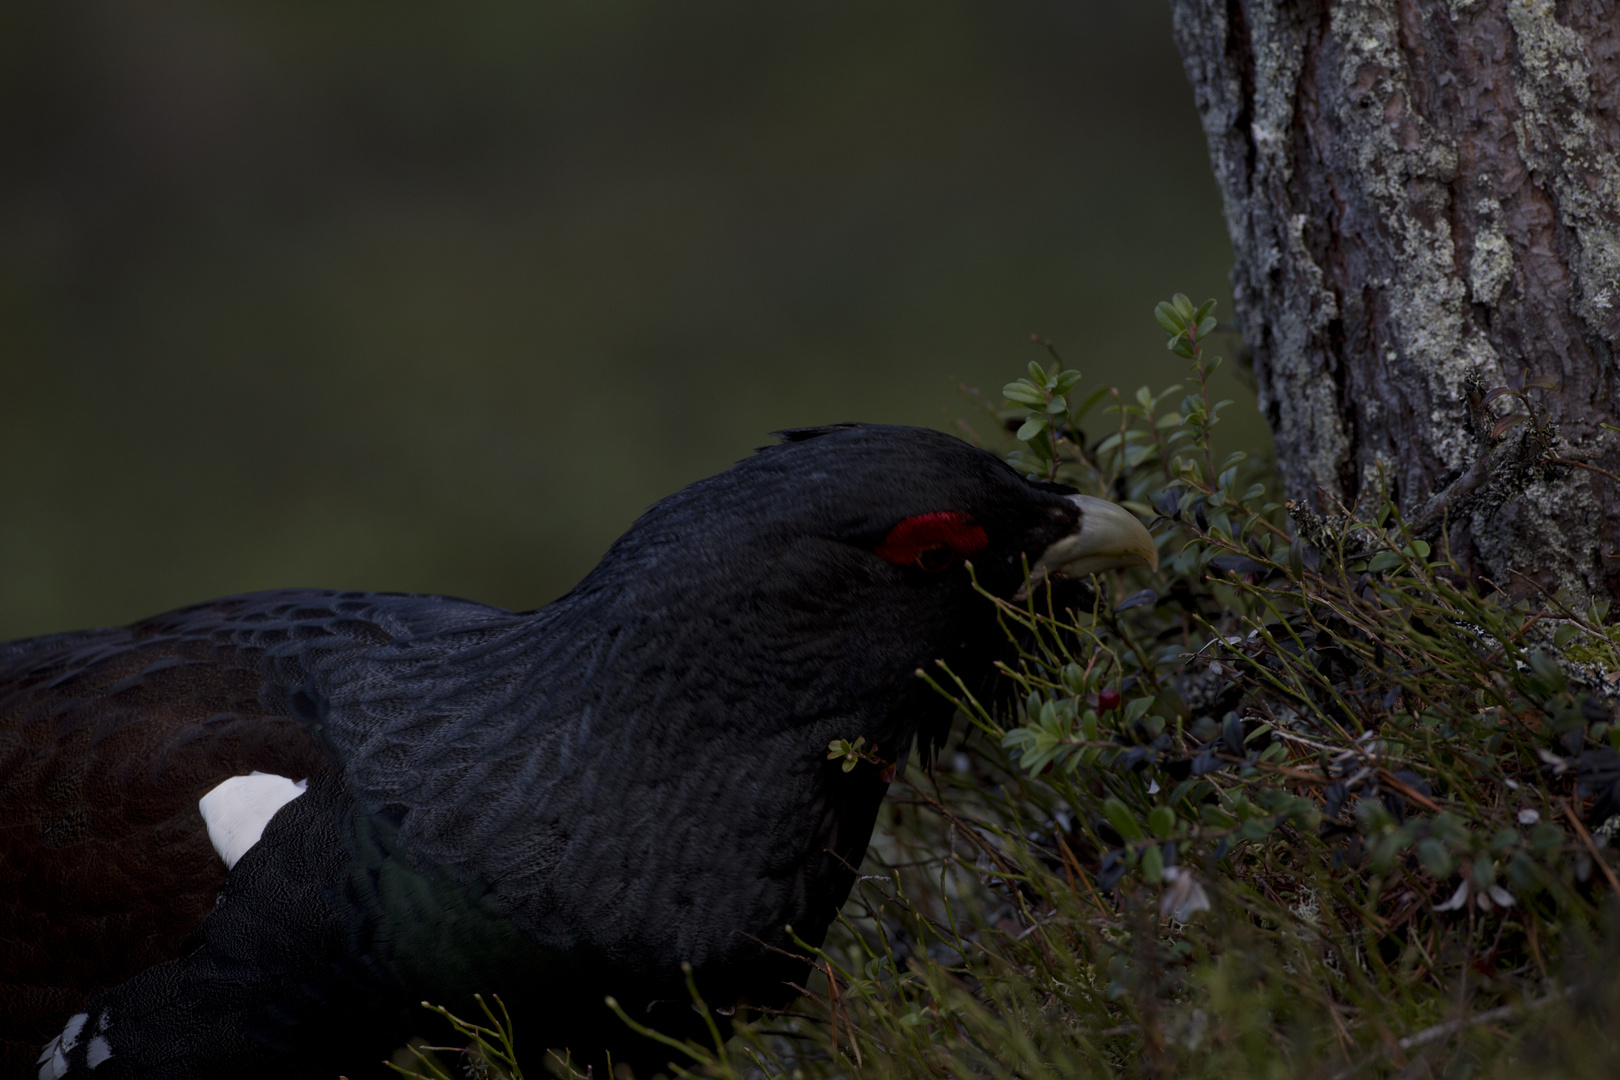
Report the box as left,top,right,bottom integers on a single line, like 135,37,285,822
1167,0,1620,602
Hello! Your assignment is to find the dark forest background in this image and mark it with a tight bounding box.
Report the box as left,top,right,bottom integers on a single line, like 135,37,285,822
0,0,1245,637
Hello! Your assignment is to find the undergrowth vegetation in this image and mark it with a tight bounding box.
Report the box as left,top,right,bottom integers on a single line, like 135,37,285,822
398,298,1620,1080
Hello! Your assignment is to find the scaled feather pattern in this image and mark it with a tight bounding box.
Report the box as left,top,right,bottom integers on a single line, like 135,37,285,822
0,425,1117,1078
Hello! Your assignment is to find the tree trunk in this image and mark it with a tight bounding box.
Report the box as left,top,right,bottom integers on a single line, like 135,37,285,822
1167,0,1620,603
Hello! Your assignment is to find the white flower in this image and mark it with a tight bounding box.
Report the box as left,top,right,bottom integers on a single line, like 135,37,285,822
1161,866,1212,922
1435,880,1470,911
1434,878,1515,912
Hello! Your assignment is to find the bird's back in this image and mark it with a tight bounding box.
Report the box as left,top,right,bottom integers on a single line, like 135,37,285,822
0,589,505,1071
3,424,1123,1076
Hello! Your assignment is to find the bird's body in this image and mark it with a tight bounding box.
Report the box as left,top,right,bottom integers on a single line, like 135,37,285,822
0,425,1156,1078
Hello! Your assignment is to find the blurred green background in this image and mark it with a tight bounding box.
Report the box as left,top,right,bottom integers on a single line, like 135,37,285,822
0,0,1248,637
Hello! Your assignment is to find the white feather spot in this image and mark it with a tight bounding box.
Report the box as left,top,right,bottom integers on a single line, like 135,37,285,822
59,1013,87,1053
38,1012,85,1077
199,772,308,870
86,1037,112,1069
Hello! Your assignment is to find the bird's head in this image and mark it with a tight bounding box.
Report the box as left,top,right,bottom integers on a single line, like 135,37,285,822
584,423,1156,638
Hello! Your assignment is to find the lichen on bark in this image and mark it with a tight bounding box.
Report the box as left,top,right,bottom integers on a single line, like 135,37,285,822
1169,0,1620,603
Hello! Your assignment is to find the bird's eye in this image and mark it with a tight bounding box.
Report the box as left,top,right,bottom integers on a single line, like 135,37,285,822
874,512,988,569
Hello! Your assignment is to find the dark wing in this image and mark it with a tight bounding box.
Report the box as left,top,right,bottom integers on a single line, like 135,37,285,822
0,589,493,1069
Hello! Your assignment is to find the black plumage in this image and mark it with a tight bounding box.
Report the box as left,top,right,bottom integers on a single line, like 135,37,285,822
0,424,1155,1077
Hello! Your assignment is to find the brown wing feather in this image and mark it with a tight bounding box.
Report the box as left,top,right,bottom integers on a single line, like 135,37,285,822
0,619,332,1064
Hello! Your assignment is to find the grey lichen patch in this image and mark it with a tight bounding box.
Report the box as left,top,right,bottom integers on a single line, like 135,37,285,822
1507,0,1620,348
1473,467,1604,600
1361,454,1396,505
1330,0,1505,474
1168,1,1256,258
1469,196,1515,306
1265,210,1349,498
1246,2,1308,184
1172,0,1349,504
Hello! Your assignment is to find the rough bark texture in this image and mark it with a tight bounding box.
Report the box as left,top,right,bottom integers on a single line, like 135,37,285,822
1168,0,1620,601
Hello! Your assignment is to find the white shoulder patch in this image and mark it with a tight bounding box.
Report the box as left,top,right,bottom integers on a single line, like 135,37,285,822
37,1012,85,1080
198,772,308,870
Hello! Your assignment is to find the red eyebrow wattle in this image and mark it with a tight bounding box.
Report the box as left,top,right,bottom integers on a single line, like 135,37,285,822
874,512,989,566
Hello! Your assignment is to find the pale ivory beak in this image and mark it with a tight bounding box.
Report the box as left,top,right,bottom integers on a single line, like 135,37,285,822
1016,494,1158,599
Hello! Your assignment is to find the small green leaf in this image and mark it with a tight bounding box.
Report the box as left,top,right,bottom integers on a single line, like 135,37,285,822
1073,385,1112,419
1491,413,1531,439
1148,805,1175,838
1368,551,1403,573
1140,844,1165,884
1155,302,1184,334
1196,316,1217,337
1417,838,1453,878
1104,797,1145,842
1079,709,1098,740
1002,381,1046,407
1529,822,1564,855
1006,451,1046,476
1027,361,1047,384
1200,805,1236,829
1370,832,1403,872
1527,650,1566,692
1016,415,1049,441
1172,293,1196,321
1053,370,1083,394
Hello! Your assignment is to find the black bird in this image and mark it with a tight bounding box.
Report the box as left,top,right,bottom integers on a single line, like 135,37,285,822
0,424,1156,1078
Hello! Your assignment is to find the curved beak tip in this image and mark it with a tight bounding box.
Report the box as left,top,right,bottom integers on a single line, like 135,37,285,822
1024,495,1159,593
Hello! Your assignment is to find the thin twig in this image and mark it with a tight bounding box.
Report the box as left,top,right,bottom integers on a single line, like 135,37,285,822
1551,456,1620,486
1560,799,1620,900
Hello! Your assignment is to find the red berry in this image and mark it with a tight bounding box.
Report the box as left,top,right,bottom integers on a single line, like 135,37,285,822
1098,687,1122,711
